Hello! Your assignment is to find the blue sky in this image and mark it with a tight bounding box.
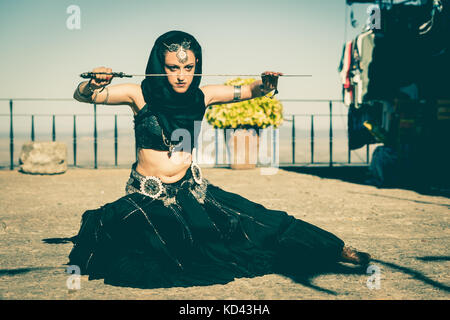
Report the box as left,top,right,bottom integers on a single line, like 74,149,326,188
0,0,373,117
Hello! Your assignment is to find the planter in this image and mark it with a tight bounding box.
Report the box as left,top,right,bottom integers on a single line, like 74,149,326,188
225,128,259,170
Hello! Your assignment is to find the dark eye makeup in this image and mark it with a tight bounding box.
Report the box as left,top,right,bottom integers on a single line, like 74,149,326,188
165,64,194,72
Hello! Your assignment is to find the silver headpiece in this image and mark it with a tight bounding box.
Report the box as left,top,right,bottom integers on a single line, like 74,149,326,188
163,40,191,63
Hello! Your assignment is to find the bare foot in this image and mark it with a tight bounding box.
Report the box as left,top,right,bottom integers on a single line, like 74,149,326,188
340,246,371,265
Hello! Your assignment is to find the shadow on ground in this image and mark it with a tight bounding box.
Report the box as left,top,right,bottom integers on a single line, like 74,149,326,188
373,257,450,293
280,256,450,295
42,237,77,244
280,166,450,198
0,266,64,277
279,263,367,296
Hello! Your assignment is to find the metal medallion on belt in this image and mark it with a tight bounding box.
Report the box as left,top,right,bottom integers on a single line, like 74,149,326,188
191,163,203,184
140,176,164,199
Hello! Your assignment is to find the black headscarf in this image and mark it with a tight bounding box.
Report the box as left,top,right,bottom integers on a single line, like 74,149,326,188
140,31,206,149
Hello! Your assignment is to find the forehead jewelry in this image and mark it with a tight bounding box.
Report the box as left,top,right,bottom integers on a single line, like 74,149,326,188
163,40,191,63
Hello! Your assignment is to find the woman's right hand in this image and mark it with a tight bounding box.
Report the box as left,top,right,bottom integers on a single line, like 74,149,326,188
90,66,114,89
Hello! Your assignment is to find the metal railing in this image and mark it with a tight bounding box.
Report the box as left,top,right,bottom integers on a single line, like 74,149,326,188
1,98,372,169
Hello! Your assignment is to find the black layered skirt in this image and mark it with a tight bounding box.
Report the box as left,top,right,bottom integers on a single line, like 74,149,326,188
68,162,345,288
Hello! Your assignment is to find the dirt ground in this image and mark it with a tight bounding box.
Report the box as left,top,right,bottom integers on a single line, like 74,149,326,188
0,166,449,300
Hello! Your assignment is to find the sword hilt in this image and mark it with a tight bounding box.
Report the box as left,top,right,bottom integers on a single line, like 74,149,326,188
79,72,132,79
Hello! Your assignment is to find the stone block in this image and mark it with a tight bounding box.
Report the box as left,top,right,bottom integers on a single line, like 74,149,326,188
19,141,67,174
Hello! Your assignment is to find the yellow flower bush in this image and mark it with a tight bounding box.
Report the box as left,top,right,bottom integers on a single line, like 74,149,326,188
205,78,284,129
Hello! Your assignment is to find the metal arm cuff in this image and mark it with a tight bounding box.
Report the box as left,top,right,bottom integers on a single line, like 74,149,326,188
233,85,241,101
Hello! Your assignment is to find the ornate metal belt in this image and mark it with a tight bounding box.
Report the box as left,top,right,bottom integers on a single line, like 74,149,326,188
127,162,203,199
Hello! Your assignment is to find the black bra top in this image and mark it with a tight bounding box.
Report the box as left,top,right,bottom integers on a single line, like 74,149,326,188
133,104,197,152
133,104,168,151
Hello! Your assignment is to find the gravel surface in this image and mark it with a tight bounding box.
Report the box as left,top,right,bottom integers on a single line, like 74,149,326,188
0,166,449,300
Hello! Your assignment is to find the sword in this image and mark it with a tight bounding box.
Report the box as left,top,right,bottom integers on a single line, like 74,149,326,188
80,72,312,79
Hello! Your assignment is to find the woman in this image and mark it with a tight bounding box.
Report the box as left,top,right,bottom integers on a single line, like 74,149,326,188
70,30,370,289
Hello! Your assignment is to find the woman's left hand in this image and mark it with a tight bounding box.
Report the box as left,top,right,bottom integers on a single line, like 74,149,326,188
261,71,283,92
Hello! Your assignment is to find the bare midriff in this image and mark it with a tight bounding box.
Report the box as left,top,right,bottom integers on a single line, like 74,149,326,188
135,148,193,183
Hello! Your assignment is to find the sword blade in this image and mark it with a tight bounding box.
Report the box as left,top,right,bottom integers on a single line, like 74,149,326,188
80,72,311,78
130,74,312,77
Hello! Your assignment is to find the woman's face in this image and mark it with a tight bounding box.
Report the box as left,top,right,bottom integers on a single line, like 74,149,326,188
164,49,197,93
